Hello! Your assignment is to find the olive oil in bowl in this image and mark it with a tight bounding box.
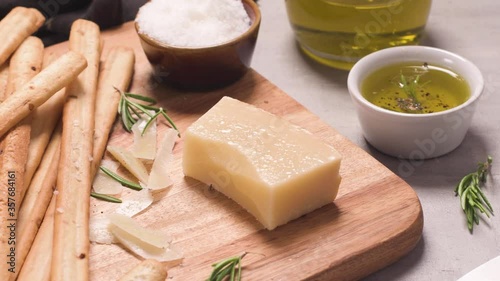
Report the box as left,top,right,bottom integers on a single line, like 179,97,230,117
285,0,432,69
347,46,484,158
361,62,470,114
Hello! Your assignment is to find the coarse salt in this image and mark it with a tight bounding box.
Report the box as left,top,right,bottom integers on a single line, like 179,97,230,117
136,0,251,47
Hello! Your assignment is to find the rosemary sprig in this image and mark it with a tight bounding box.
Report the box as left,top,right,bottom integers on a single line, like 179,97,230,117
114,87,179,135
90,192,122,203
207,252,247,281
398,74,423,112
455,156,494,233
99,166,142,191
400,74,418,101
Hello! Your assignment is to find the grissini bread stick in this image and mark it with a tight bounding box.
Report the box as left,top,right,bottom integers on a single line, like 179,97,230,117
0,36,43,280
17,195,56,281
0,64,5,273
0,63,10,274
8,38,43,91
5,36,44,205
0,7,44,65
13,125,61,281
92,46,135,177
0,51,87,138
52,19,101,281
0,136,7,275
0,63,8,100
23,51,66,197
118,259,168,281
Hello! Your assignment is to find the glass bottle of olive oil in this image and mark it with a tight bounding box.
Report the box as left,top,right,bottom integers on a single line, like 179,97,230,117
285,0,432,69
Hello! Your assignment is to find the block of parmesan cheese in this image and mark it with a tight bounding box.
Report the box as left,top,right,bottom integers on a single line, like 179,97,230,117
182,97,342,230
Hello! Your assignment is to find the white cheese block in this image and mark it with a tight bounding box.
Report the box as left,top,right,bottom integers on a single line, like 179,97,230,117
182,96,342,230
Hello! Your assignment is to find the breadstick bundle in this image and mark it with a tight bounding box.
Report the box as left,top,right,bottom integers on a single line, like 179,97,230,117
0,16,87,277
0,11,137,279
17,45,136,281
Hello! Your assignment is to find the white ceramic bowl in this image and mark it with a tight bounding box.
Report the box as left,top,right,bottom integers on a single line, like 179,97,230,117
347,46,484,159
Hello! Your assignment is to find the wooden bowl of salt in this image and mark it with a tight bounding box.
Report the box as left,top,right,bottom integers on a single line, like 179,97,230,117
135,0,261,90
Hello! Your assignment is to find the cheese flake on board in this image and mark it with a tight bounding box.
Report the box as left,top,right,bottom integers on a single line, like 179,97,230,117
90,188,154,244
107,145,149,184
92,159,123,195
131,115,157,160
116,187,154,217
108,213,171,249
147,128,178,190
89,216,117,244
108,213,183,264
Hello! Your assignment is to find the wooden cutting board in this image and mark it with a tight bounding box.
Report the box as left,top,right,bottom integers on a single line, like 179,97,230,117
46,22,423,281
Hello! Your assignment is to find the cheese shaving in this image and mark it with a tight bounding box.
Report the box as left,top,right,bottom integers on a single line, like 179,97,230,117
110,225,183,264
131,116,157,160
89,216,117,244
108,214,183,264
107,145,149,183
108,213,171,249
92,159,123,195
147,128,178,190
116,188,154,217
89,188,154,244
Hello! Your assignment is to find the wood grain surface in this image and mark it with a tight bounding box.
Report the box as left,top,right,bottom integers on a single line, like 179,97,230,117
45,22,423,281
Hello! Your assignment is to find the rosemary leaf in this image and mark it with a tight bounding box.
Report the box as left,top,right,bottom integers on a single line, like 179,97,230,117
118,97,124,115
91,192,122,203
125,92,157,104
126,107,138,125
215,266,233,281
121,99,133,132
236,261,242,281
128,105,143,120
230,264,236,281
210,259,234,279
141,110,162,136
100,166,142,191
138,103,162,111
476,187,493,212
131,102,155,118
160,109,179,133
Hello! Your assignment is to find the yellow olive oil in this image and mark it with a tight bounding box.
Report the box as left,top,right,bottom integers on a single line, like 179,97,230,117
361,62,470,114
285,0,432,69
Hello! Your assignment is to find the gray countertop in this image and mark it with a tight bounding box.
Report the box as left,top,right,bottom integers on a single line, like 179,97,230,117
251,1,500,280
